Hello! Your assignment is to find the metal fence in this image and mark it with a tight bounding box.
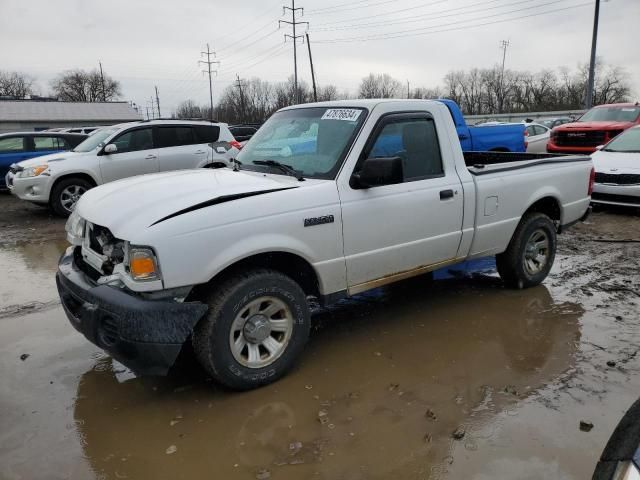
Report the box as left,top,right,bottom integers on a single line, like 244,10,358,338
464,109,586,125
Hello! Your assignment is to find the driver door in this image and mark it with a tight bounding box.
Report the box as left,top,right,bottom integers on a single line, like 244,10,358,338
99,127,159,183
338,112,464,293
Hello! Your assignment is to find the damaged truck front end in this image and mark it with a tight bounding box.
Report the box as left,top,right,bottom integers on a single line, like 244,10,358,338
57,211,207,375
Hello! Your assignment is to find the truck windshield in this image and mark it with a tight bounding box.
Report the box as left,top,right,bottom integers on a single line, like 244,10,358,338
72,127,118,152
236,107,367,179
579,106,640,123
603,128,640,153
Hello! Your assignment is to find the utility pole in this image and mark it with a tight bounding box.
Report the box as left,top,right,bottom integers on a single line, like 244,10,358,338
585,0,601,109
235,74,247,124
499,40,510,113
280,1,308,104
407,80,410,99
305,33,317,102
149,98,156,119
145,105,150,120
199,44,220,121
98,61,106,101
155,86,161,118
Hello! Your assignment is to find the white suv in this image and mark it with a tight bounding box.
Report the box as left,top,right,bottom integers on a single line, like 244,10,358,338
7,120,241,216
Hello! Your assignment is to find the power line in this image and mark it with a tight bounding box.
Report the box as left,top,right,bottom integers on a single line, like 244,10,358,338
280,0,308,104
307,0,399,16
199,43,220,121
313,1,590,43
311,0,532,31
312,0,448,27
306,0,372,13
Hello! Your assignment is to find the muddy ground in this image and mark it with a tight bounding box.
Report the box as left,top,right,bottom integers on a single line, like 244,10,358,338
0,192,639,480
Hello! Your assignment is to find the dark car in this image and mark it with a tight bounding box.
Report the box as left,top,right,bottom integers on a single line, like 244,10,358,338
229,125,259,142
0,132,87,189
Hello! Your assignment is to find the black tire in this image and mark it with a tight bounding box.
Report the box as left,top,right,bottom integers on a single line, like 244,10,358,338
192,269,311,390
496,212,557,289
50,177,93,217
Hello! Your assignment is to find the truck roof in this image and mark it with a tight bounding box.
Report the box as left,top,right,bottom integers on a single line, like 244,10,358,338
279,99,444,111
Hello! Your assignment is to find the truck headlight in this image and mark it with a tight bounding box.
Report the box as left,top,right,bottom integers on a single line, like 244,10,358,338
18,165,49,178
65,210,85,246
128,247,160,281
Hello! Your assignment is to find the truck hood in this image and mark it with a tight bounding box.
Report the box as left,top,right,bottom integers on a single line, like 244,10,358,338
76,168,304,239
558,121,634,131
16,150,86,168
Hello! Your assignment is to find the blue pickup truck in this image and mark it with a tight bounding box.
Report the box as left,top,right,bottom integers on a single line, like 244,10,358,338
436,99,526,152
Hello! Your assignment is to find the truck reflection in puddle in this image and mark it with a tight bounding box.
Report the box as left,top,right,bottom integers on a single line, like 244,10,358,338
72,274,583,480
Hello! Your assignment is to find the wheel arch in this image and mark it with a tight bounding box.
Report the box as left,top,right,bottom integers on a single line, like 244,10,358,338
523,195,562,225
49,171,98,196
189,250,322,301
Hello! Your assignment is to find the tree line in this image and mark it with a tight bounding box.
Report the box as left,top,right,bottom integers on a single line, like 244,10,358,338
175,61,632,124
0,69,121,102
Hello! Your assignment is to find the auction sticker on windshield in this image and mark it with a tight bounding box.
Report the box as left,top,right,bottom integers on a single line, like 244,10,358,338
322,108,362,121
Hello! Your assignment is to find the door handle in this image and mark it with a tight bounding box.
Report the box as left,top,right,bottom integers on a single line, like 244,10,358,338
194,150,206,154
440,189,454,200
145,154,157,159
458,134,469,140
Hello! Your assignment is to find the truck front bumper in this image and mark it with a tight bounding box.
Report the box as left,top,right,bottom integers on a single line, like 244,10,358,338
56,248,208,376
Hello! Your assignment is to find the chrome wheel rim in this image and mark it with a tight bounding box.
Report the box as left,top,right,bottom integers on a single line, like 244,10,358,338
60,185,86,213
523,228,550,275
229,296,294,369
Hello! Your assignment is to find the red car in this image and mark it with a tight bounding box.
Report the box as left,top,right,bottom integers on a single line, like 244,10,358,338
547,102,640,154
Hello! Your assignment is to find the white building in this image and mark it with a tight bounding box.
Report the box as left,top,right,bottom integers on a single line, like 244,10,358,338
0,100,142,133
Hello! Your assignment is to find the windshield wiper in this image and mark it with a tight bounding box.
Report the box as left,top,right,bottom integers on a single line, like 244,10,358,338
252,160,305,181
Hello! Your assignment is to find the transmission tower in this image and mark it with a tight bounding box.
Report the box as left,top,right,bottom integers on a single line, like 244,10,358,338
199,44,220,121
280,1,308,104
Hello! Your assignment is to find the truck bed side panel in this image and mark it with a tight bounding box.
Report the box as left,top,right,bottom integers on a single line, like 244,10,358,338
467,161,592,258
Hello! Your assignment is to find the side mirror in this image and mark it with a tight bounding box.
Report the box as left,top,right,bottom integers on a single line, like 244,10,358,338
351,156,403,189
595,145,604,151
103,143,117,154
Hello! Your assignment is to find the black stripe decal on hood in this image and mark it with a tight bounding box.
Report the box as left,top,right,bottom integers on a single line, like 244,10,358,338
149,187,298,227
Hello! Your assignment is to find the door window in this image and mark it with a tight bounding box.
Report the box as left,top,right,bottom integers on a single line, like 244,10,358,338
366,117,444,182
155,126,195,148
0,137,25,153
33,136,68,151
111,128,153,153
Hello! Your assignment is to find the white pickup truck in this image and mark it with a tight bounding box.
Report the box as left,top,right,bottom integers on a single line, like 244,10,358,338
57,100,593,389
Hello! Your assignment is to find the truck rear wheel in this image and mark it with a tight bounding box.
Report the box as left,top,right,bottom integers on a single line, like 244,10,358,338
192,269,310,390
496,212,557,289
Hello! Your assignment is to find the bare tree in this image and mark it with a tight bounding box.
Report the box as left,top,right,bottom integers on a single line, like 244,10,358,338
174,100,203,119
0,71,34,98
358,73,401,99
50,69,121,102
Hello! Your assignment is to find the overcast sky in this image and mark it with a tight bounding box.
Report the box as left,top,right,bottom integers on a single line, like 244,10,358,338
2,0,638,116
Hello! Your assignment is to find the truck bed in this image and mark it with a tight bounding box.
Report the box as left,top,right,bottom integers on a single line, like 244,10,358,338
463,151,591,175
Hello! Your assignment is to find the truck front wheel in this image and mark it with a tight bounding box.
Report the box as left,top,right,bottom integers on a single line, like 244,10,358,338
193,269,311,390
496,212,557,289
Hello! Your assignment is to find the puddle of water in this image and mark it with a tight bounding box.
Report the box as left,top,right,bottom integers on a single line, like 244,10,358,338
0,240,67,309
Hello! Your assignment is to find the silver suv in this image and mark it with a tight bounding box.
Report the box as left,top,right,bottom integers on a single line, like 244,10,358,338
7,120,241,216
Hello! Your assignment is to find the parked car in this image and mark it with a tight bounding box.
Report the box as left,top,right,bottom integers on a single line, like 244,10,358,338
538,117,573,129
229,124,259,142
6,120,241,216
548,103,640,154
0,132,87,189
524,122,551,153
56,99,593,389
437,99,526,152
590,125,640,207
